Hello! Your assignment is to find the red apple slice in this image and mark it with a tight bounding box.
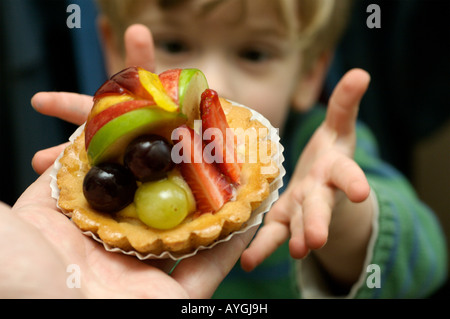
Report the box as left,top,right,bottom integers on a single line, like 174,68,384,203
95,67,154,101
158,69,209,126
88,94,135,122
159,68,182,103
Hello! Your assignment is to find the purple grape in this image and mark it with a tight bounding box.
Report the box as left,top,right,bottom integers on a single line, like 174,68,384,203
83,163,137,213
124,134,175,182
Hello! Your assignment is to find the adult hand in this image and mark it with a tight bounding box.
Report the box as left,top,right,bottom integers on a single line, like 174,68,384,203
1,166,255,298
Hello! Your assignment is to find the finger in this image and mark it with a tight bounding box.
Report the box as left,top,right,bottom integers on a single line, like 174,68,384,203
171,226,257,298
330,154,371,203
124,24,155,72
31,143,69,175
241,221,290,272
31,92,92,125
301,186,335,250
14,165,56,211
240,193,294,271
288,206,309,259
326,68,370,135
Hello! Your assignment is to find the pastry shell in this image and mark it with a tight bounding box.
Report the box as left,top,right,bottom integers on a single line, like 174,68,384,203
51,99,284,260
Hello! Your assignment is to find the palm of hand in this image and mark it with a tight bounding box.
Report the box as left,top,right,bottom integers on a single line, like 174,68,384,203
7,171,187,298
6,169,253,298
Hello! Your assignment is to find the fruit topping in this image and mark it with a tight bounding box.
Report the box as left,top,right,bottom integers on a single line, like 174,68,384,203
83,163,137,213
157,68,209,126
137,68,179,112
134,178,190,230
168,169,196,213
86,107,186,165
158,68,182,103
88,94,135,122
85,67,209,166
173,125,234,214
124,134,175,182
177,68,209,126
94,67,154,101
200,89,241,184
85,99,155,149
81,68,241,228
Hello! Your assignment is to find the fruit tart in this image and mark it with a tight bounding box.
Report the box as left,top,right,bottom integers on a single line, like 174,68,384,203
53,67,283,259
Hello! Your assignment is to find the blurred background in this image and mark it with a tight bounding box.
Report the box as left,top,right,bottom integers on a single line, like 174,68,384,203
1,0,449,296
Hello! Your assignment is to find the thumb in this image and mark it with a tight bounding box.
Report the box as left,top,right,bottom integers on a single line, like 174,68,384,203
325,68,370,135
124,24,155,72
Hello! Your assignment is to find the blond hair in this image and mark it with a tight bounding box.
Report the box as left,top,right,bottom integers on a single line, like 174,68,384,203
96,0,353,73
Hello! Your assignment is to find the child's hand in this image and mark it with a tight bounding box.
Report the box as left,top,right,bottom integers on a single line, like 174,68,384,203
31,25,154,174
241,69,372,280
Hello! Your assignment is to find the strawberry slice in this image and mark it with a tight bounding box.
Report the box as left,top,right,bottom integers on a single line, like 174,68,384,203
173,125,234,214
200,89,241,184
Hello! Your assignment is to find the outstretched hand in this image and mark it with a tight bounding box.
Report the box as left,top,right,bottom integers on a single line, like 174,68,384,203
241,69,372,276
1,165,255,298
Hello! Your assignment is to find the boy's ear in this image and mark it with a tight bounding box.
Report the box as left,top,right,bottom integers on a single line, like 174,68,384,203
97,16,124,76
292,51,333,112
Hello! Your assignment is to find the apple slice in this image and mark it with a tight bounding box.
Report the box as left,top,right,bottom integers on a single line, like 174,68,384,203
85,99,156,149
159,68,182,103
88,94,136,122
158,69,209,126
87,108,186,165
178,69,209,126
94,67,154,101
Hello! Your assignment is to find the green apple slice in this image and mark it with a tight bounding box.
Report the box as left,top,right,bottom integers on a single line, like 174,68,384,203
87,108,186,165
178,69,209,126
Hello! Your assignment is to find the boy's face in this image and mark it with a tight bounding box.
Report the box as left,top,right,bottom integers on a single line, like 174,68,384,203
107,0,304,130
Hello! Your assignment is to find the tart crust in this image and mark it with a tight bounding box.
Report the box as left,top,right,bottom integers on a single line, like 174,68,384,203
56,99,279,256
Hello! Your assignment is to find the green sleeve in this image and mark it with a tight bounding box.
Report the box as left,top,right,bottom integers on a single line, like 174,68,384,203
290,106,447,298
352,123,447,298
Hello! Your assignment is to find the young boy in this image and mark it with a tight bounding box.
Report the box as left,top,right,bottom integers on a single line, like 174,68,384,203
32,0,447,298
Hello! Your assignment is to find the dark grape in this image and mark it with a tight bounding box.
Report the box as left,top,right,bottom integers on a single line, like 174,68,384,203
124,134,175,182
83,163,137,213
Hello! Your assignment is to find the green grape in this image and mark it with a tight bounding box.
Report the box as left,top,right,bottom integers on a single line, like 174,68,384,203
135,178,189,230
168,169,196,214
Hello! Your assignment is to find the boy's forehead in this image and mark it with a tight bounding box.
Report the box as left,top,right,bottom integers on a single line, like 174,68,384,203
131,0,290,35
